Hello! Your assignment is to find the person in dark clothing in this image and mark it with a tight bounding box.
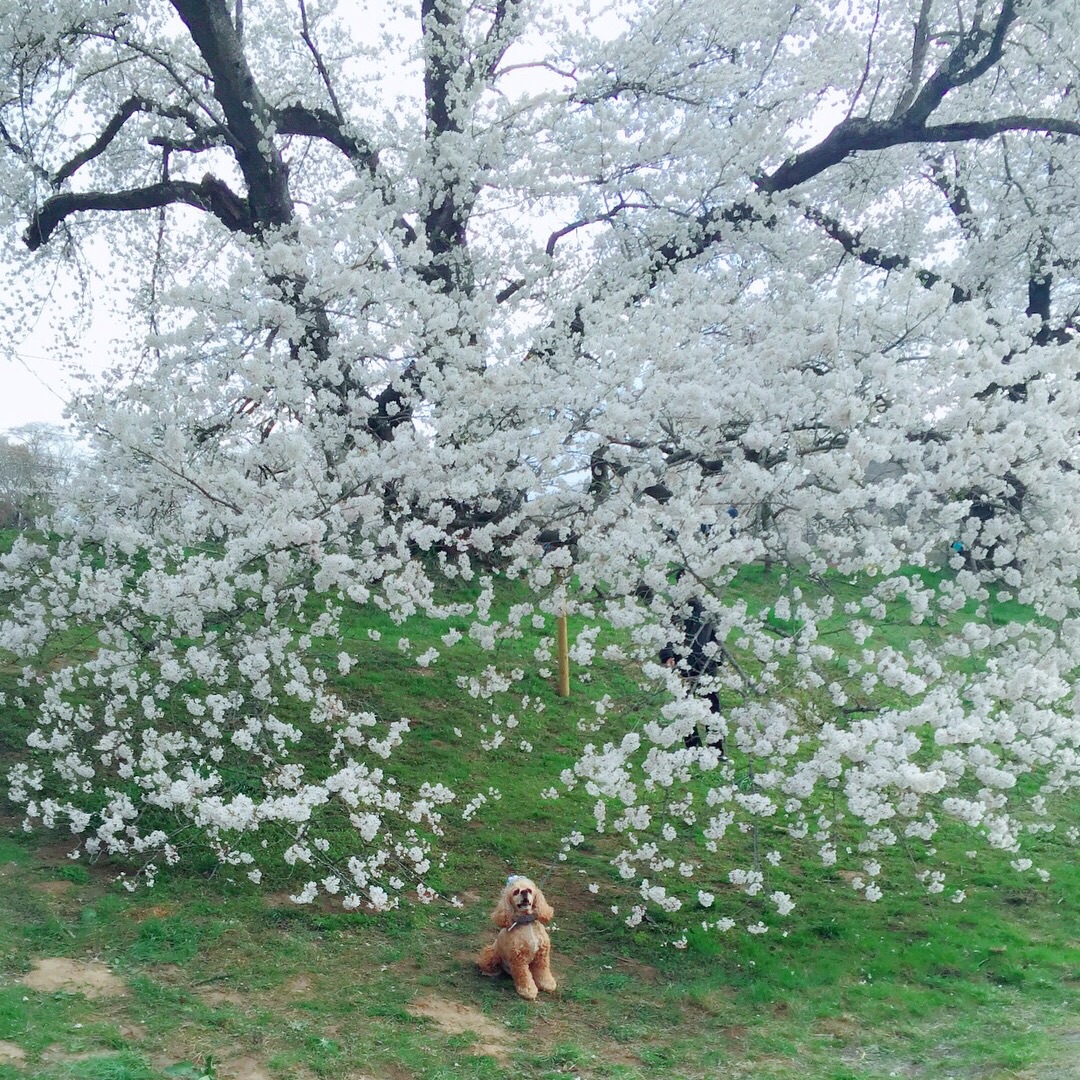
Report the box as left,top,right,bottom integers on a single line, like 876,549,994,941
660,598,725,753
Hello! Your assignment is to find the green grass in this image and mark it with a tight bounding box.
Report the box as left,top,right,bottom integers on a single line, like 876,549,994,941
1,551,1078,1078
0,814,1077,1078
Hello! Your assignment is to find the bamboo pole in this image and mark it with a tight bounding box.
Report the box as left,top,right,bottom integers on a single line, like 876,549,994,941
556,607,570,697
557,570,574,695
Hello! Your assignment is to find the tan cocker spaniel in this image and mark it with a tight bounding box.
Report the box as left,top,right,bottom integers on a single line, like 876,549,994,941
476,875,557,1000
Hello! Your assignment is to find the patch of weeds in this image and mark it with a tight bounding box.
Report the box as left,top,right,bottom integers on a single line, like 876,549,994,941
162,1060,218,1080
362,1001,414,1021
46,1054,155,1080
0,986,36,1044
499,1004,532,1033
586,971,633,995
17,913,75,954
0,838,31,865
635,1044,677,1068
264,1031,344,1074
986,963,1027,987
126,974,194,1011
444,1032,479,1050
536,1043,593,1070
127,916,215,965
52,863,92,885
601,1020,653,1046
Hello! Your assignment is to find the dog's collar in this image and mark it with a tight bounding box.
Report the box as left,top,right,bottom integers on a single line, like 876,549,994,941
508,913,538,929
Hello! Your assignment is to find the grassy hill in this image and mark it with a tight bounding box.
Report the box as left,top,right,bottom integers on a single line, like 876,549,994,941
1,544,1078,1079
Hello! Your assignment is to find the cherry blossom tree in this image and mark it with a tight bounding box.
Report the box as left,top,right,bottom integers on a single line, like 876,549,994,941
1,0,1079,926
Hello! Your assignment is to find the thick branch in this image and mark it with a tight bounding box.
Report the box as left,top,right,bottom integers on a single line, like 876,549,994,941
477,0,526,81
760,1,1026,194
760,112,1080,195
53,96,149,186
271,104,379,175
170,0,293,230
925,154,978,239
421,0,475,293
922,116,1080,143
800,204,971,303
25,177,253,250
904,0,1016,126
892,0,933,118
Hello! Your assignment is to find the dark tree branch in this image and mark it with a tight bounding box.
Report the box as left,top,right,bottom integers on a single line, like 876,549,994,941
0,118,51,184
925,154,979,238
892,0,933,118
798,203,971,303
759,1,1026,194
297,0,346,125
270,103,417,245
648,202,761,275
495,279,526,304
25,177,254,250
271,104,379,175
904,0,1016,125
170,0,293,231
544,201,644,257
922,116,1080,143
53,96,149,186
477,0,526,81
420,0,477,294
147,131,230,154
846,0,883,121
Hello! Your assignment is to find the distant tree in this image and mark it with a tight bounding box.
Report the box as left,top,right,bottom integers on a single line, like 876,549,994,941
0,0,1078,925
0,425,75,528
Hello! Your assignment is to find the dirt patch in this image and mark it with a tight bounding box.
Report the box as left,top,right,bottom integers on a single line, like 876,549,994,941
130,903,176,921
198,988,249,1007
41,1047,115,1065
614,956,661,984
20,957,126,998
217,1055,275,1080
33,840,88,866
265,890,353,914
406,997,515,1062
33,879,73,897
0,1041,26,1064
816,1015,860,1041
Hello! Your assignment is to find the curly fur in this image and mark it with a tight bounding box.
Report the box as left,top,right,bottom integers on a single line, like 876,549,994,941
476,876,557,1000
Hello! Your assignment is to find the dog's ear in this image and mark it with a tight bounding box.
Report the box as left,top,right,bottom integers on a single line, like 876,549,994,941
534,885,554,923
491,890,515,928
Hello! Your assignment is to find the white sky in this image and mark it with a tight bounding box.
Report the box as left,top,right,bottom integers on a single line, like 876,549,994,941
3,348,73,433
3,283,117,436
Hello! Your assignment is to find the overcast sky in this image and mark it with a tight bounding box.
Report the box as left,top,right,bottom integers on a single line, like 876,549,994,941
4,347,75,433
3,239,122,437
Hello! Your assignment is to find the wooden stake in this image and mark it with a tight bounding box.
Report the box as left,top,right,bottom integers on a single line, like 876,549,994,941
556,609,570,697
